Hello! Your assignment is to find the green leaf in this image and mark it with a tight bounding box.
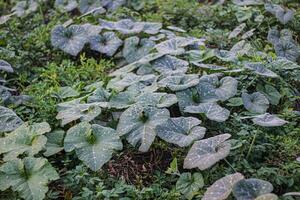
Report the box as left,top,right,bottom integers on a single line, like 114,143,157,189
0,122,51,161
64,122,123,171
117,105,170,152
44,130,65,157
158,75,199,92
176,172,204,200
233,178,274,200
226,97,243,107
0,157,59,200
165,158,179,175
0,106,23,133
202,173,244,200
156,117,206,147
184,134,231,170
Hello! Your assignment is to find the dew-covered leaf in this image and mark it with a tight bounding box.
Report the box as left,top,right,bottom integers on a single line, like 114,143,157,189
12,0,38,17
150,55,189,75
0,122,51,161
233,178,274,200
155,37,204,55
0,106,23,133
202,173,245,200
89,32,122,56
232,0,264,6
184,102,230,122
123,37,155,63
56,98,103,126
51,25,87,56
251,113,288,127
183,134,231,170
0,157,59,200
176,172,204,200
274,40,299,62
158,75,199,91
44,130,65,157
0,60,14,73
55,0,78,12
78,0,106,14
244,62,278,78
156,117,206,147
242,92,269,114
64,122,122,171
117,105,170,152
136,92,178,108
228,23,246,39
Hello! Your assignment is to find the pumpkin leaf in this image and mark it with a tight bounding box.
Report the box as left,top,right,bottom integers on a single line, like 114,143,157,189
117,105,170,152
56,98,104,126
255,193,278,200
78,0,106,14
136,92,178,108
244,62,278,78
12,0,38,17
251,113,288,127
0,157,59,200
156,117,206,147
233,178,274,200
0,122,51,161
51,25,87,56
202,173,245,200
232,0,264,6
44,130,65,157
0,60,14,73
228,23,246,39
185,103,230,122
55,0,78,12
274,40,299,62
176,172,204,200
64,122,122,171
183,134,231,170
123,37,155,63
242,92,269,114
89,32,122,57
150,55,189,75
0,106,23,133
158,74,199,91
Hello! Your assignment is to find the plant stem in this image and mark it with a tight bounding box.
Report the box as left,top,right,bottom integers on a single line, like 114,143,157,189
246,131,258,159
224,159,237,172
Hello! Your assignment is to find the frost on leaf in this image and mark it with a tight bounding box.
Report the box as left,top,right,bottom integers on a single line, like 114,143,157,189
56,98,103,126
0,157,59,200
12,0,38,17
158,75,199,91
232,0,264,6
51,25,87,56
202,173,244,200
155,37,204,55
244,62,278,78
156,117,206,147
0,106,23,133
265,3,294,25
251,113,288,127
78,0,106,14
233,178,274,200
44,130,65,157
99,19,144,34
242,92,269,114
185,103,230,122
55,0,78,12
176,172,204,200
0,122,51,161
268,58,300,70
117,105,170,152
274,40,299,62
150,55,189,76
109,91,138,109
89,32,122,56
123,37,155,63
64,122,122,171
183,134,231,170
0,60,14,73
228,23,246,39
136,92,178,108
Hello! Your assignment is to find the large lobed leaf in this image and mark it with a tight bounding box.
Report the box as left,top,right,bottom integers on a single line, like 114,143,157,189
64,122,123,171
0,106,23,133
